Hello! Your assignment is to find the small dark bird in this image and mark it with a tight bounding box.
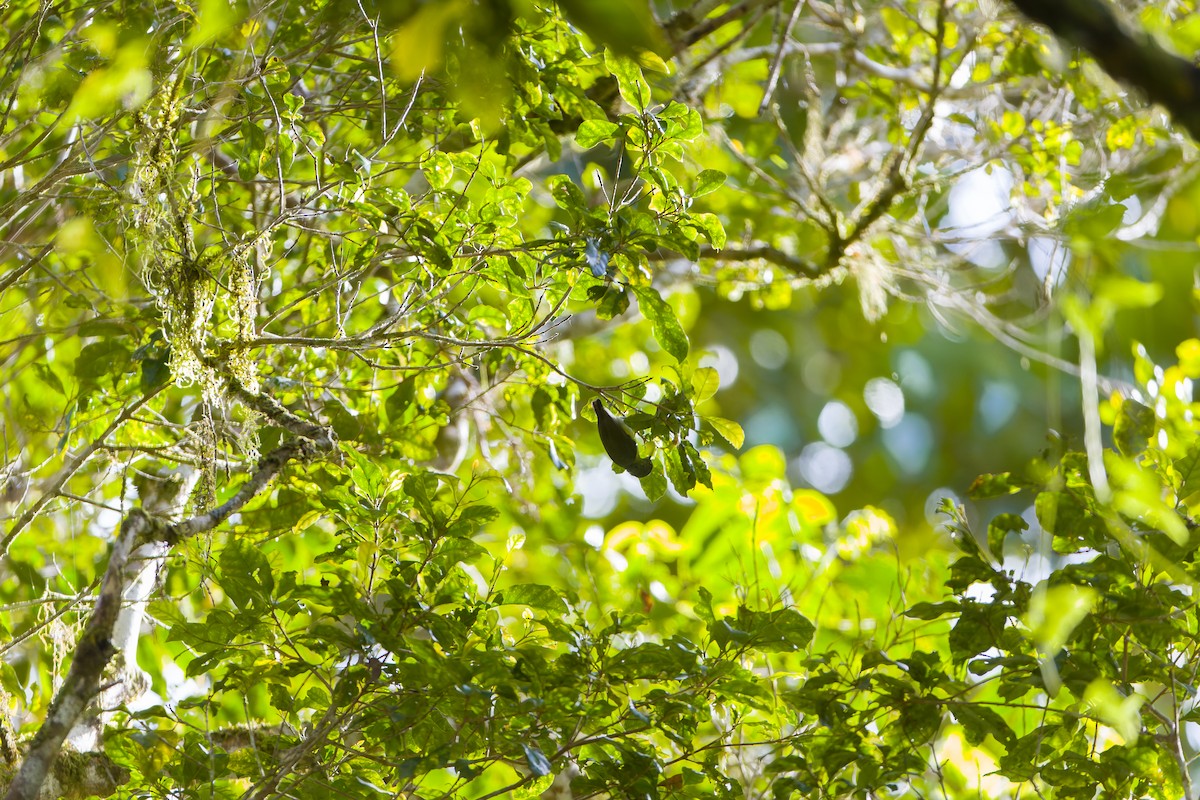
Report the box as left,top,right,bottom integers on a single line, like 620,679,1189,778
592,398,653,477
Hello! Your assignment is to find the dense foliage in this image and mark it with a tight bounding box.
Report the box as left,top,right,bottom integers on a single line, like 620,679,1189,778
4,0,1200,798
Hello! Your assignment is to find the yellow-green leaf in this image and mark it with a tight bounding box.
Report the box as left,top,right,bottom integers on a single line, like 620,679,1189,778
691,367,720,403
707,417,745,450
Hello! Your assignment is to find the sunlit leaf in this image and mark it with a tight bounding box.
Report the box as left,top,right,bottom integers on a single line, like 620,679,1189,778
632,285,688,361
706,417,745,450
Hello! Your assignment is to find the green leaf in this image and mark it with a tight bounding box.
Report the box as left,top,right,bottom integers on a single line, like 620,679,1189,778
683,441,712,489
666,443,696,495
385,379,417,423
1063,202,1126,241
952,703,1016,747
947,604,1002,663
436,536,488,567
967,472,1023,499
604,51,651,111
714,607,814,652
548,174,587,213
78,317,130,337
692,169,726,197
946,556,998,591
695,587,715,625
632,285,688,361
903,601,960,620
594,286,630,320
1175,442,1200,503
641,467,668,501
608,641,698,679
447,505,500,538
76,340,132,381
219,539,274,610
344,446,385,499
1113,398,1154,457
986,513,1028,561
498,583,568,613
34,363,64,396
1036,489,1106,552
898,703,941,746
239,118,266,180
576,119,620,149
688,212,726,249
139,354,170,394
663,103,703,140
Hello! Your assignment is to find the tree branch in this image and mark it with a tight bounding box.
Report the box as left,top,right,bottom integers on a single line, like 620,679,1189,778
3,391,335,800
2,389,163,558
670,244,824,278
3,510,146,800
162,440,317,545
1007,0,1200,141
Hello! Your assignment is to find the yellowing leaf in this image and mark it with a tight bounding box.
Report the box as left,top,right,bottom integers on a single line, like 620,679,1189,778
691,212,726,249
1000,110,1026,138
636,50,671,74
793,490,836,526
292,509,322,535
423,151,454,190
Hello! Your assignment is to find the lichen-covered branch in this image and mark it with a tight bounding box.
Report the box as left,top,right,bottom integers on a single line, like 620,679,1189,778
162,440,317,545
